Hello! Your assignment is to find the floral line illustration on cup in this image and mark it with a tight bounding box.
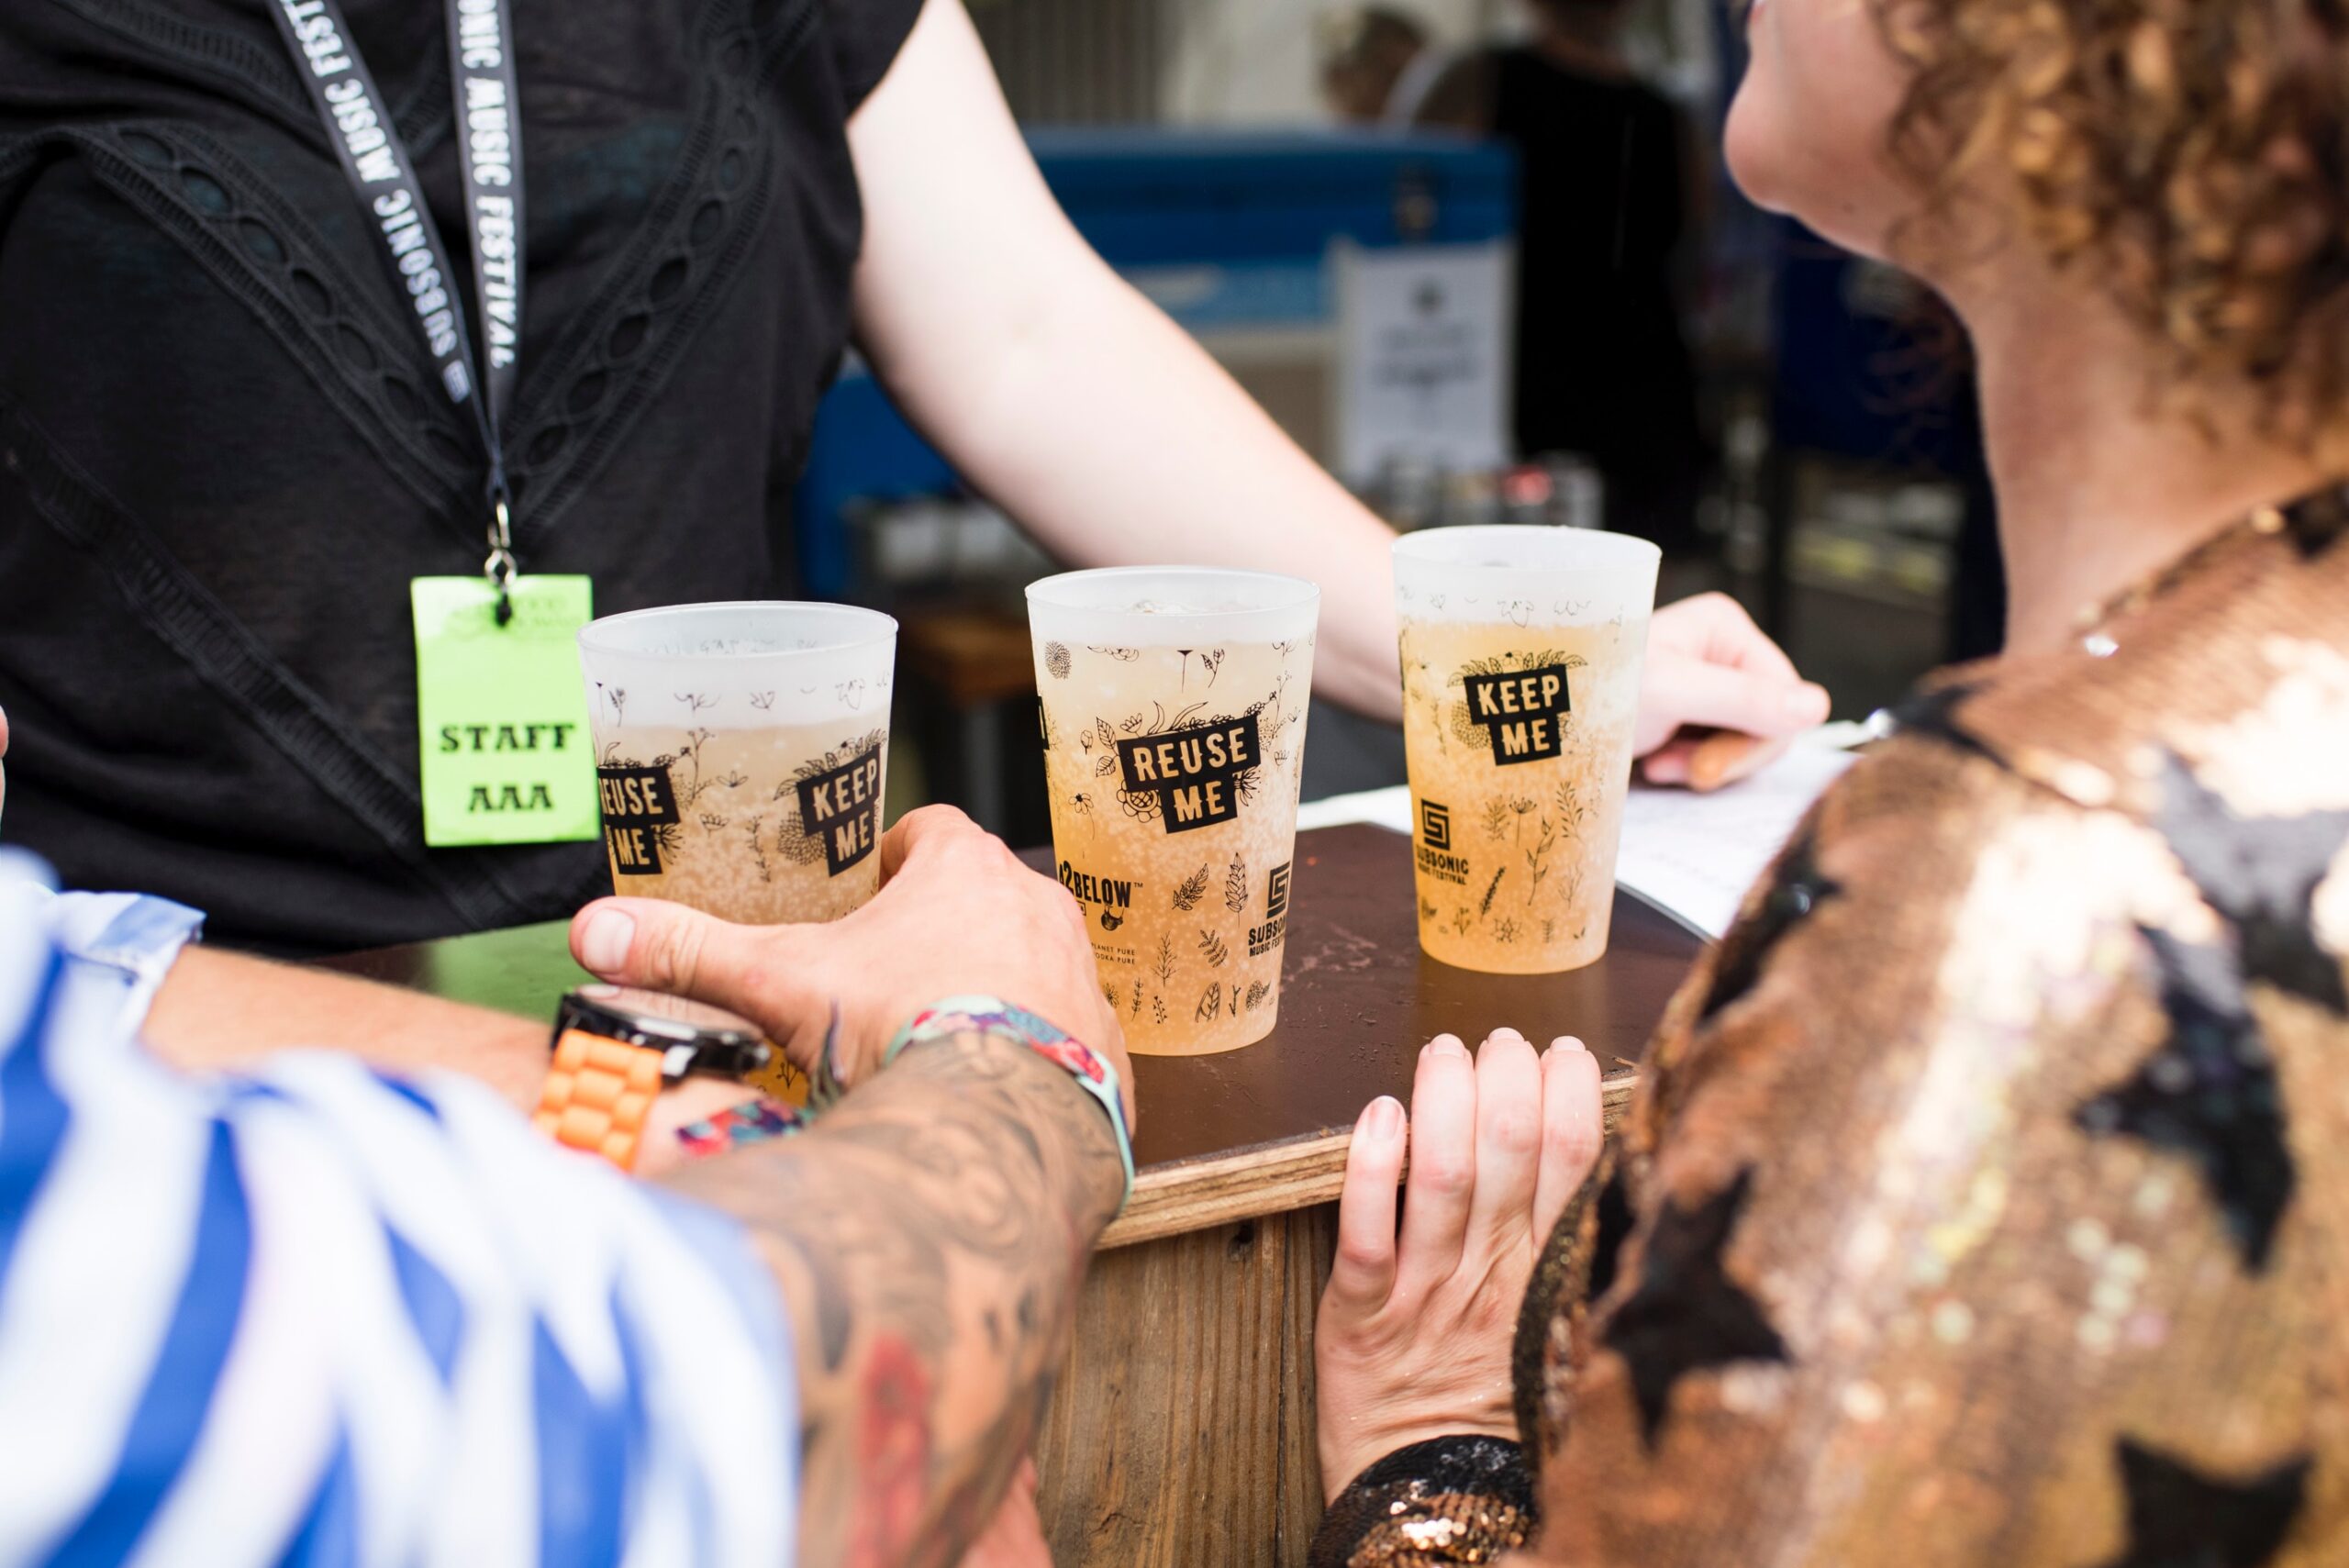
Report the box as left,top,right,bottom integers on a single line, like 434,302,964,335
578,602,897,930
592,720,889,890
1031,569,1318,1055
1395,528,1658,975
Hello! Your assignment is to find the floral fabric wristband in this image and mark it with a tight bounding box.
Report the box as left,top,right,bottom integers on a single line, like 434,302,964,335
810,994,1135,1208
674,1095,809,1161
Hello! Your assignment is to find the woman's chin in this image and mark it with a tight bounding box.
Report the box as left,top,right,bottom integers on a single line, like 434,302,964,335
1727,110,1907,260
1721,95,1792,216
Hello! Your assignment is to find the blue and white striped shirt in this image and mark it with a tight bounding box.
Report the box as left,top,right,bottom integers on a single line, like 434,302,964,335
0,851,796,1567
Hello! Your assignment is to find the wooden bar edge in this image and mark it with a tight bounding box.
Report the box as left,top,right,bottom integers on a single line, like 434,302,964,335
1097,1070,1640,1250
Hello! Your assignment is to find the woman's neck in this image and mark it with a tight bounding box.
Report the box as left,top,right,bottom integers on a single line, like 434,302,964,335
1954,264,2333,657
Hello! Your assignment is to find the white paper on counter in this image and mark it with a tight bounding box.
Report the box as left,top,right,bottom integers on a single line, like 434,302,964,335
1297,742,1857,940
1612,744,1855,939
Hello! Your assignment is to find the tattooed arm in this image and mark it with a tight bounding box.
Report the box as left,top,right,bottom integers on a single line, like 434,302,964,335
664,1016,1123,1568
570,806,1135,1567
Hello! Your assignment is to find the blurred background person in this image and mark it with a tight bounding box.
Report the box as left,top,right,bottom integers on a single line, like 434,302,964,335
1315,6,1449,127
1416,0,1711,553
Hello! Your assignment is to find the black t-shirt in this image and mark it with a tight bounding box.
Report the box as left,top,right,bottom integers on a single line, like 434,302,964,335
0,0,923,951
1489,48,1704,530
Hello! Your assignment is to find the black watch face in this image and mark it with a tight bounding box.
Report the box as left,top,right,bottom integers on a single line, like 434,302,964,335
575,984,762,1041
559,985,773,1084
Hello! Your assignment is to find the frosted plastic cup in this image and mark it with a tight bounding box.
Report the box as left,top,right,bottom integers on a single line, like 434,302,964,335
1029,568,1319,1055
1393,527,1659,973
577,602,896,927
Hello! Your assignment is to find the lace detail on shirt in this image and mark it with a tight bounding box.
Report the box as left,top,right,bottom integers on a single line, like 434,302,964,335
44,0,819,552
75,121,483,546
56,0,454,156
500,0,817,542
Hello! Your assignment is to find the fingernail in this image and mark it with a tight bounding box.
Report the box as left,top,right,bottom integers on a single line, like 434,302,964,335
1363,1095,1404,1140
1547,1036,1586,1055
580,909,635,975
1785,683,1831,726
1489,1027,1526,1046
1425,1035,1469,1060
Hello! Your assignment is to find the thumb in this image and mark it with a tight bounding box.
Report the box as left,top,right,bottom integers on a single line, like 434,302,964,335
1646,656,1829,740
571,897,789,1022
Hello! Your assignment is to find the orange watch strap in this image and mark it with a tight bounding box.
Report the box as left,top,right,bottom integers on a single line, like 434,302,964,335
532,1028,666,1173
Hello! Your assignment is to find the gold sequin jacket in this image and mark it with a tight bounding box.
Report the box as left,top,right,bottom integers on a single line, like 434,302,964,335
1316,497,2349,1567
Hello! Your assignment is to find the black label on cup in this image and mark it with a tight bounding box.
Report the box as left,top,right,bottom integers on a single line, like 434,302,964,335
1250,860,1292,957
1415,799,1470,885
1116,713,1262,834
1462,665,1571,766
797,742,884,875
598,765,680,875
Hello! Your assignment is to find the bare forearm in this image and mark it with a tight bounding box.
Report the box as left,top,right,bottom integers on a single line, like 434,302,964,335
845,0,1402,720
664,1027,1122,1568
145,946,548,1110
144,947,749,1170
896,269,1403,720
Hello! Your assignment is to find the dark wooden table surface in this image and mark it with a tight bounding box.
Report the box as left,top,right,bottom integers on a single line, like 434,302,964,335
320,820,1704,1565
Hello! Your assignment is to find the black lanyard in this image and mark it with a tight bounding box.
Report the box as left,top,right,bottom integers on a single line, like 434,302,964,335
265,0,528,616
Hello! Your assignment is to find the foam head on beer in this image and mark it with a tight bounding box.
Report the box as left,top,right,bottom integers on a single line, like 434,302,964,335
1391,526,1660,975
575,601,898,928
1027,567,1319,1056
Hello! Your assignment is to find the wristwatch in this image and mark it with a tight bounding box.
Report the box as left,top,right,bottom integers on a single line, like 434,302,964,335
533,985,773,1173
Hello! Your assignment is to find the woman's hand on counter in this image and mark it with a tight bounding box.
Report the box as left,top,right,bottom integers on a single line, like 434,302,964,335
569,804,1131,1118
1636,593,1830,789
1315,1029,1602,1502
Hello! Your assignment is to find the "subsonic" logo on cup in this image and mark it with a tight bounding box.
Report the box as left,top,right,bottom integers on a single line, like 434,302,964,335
1462,665,1571,765
797,742,884,874
1117,714,1262,834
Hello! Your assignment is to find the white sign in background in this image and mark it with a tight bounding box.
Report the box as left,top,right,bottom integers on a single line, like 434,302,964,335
1331,238,1515,484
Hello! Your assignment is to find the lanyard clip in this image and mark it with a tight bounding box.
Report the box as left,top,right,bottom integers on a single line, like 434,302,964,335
484,492,518,627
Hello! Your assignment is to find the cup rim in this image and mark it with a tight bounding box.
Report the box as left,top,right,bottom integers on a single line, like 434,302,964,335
1391,525,1662,571
1025,565,1321,616
577,600,899,661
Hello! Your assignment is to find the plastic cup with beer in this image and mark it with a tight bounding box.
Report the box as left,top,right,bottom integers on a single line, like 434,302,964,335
577,601,897,925
1028,568,1319,1055
1393,527,1659,973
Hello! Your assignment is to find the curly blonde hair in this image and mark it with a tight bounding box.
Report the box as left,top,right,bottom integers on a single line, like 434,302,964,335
1876,0,2349,439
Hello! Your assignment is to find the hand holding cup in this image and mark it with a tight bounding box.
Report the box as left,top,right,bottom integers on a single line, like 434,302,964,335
570,805,1131,1118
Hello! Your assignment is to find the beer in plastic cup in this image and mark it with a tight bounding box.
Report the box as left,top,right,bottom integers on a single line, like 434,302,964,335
577,602,896,1098
1028,568,1319,1055
1393,527,1658,973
